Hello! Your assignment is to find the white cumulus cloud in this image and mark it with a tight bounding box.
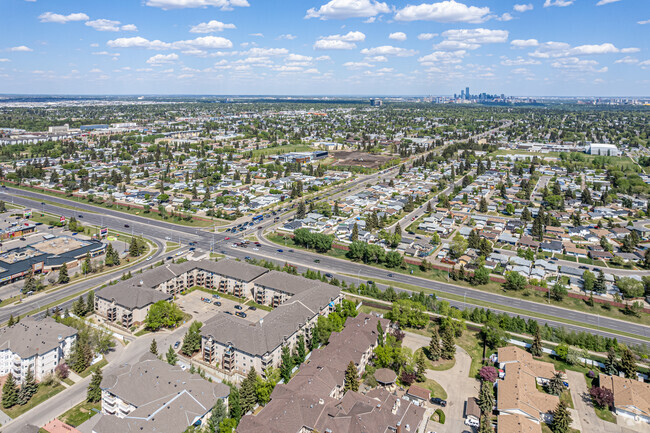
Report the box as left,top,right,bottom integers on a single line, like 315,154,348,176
9,46,33,52
85,19,138,32
107,36,233,50
417,33,438,40
418,49,467,64
394,1,490,23
38,12,89,23
360,45,417,57
389,32,407,41
511,39,539,47
306,0,390,20
145,0,249,10
596,0,622,5
441,28,508,44
513,3,533,12
190,20,236,33
543,0,574,7
313,39,356,50
147,53,179,64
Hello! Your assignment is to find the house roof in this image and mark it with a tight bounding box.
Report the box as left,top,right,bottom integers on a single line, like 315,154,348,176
406,384,430,401
497,414,542,433
0,316,77,359
600,374,650,418
95,283,171,310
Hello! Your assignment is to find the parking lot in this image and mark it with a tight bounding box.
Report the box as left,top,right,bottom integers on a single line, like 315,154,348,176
176,289,269,324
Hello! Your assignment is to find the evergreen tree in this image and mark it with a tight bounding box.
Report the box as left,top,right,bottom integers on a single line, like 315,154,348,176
7,315,15,326
129,237,140,257
479,197,488,213
207,399,227,433
468,229,480,249
594,270,606,293
58,262,70,284
415,350,426,382
521,207,532,222
530,329,543,357
428,328,441,361
181,321,203,357
478,415,494,433
344,361,359,392
150,338,158,355
441,326,456,360
2,373,18,409
295,335,306,364
620,346,636,379
551,401,571,433
22,269,36,294
72,295,86,317
70,337,91,373
81,252,92,275
350,222,359,242
18,366,37,405
166,345,178,365
228,386,242,422
280,346,294,383
604,346,618,376
477,380,495,414
240,368,258,414
87,368,103,403
296,201,306,219
86,291,95,315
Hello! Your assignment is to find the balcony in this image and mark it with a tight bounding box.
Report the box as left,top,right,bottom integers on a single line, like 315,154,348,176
203,346,215,363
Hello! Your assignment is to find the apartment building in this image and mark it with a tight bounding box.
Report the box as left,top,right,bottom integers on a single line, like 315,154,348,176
142,259,268,298
237,313,427,433
600,374,650,425
94,281,172,328
496,347,559,430
201,281,342,375
0,317,77,383
93,353,230,433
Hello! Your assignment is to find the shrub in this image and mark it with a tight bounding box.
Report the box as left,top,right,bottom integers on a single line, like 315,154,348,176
435,408,445,424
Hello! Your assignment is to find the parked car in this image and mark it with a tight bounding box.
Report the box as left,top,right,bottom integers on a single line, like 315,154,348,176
314,259,320,263
234,305,243,310
124,224,130,228
214,301,222,306
277,249,284,253
212,294,221,299
235,312,247,318
464,419,479,428
248,306,257,311
173,341,180,349
324,273,333,279
430,398,447,407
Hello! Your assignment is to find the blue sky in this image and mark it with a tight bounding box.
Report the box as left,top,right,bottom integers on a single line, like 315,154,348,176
1,0,648,96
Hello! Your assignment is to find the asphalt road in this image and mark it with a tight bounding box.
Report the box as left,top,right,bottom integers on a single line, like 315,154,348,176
3,187,650,348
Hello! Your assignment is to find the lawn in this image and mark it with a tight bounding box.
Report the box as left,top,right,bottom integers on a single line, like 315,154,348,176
456,331,484,379
3,382,64,418
60,401,101,427
415,347,455,371
165,241,180,253
78,358,108,378
419,377,448,400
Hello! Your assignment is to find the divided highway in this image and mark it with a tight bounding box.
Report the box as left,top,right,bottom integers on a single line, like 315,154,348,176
3,186,650,348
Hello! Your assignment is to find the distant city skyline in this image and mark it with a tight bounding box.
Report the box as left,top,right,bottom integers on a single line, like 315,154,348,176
1,0,649,96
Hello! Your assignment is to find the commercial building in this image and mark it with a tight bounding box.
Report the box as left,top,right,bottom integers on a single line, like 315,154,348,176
600,374,650,424
237,313,427,433
0,317,77,383
0,236,106,286
586,143,622,157
93,353,230,433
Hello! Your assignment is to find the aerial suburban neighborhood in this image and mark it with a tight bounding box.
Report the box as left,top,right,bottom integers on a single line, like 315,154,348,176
0,3,649,426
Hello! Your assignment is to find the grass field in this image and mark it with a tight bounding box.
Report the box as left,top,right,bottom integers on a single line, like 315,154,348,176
60,401,101,427
79,358,108,378
3,382,64,418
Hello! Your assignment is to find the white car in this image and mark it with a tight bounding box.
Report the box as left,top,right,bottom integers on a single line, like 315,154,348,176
464,418,480,428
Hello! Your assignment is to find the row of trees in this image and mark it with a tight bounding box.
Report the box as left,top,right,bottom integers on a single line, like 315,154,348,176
346,241,405,268
292,228,333,253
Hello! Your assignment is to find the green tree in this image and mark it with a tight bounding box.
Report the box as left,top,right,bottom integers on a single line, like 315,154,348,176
388,299,428,329
616,277,644,298
594,270,606,293
350,222,359,242
72,295,86,317
428,327,441,361
415,350,426,382
166,345,178,365
583,270,595,293
87,369,103,403
295,334,306,364
344,361,359,392
551,282,568,302
86,291,95,315
58,263,70,284
505,203,515,215
240,368,259,414
81,252,92,275
280,346,294,383
449,233,468,260
472,266,490,285
441,326,456,360
218,418,238,433
181,321,203,356
22,269,36,294
145,301,184,331
503,271,527,291
604,346,618,376
296,200,306,219
207,399,227,433
530,329,543,357
479,197,488,213
478,415,494,433
551,401,571,433
619,346,636,379
546,372,567,396
150,338,158,355
2,373,18,409
478,380,494,414
18,366,37,405
228,386,241,422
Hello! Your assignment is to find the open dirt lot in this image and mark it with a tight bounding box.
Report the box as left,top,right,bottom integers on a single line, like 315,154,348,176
331,151,395,168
